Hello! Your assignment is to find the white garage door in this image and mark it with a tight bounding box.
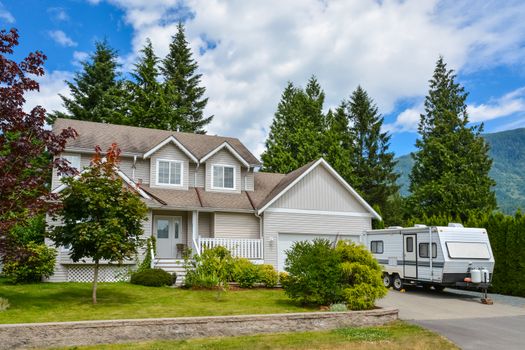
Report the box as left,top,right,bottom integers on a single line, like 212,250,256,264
277,233,360,271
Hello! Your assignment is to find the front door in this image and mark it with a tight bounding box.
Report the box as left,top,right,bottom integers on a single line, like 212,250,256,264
403,234,417,279
155,216,182,258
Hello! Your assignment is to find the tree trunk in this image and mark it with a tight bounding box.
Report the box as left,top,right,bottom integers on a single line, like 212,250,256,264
92,260,99,304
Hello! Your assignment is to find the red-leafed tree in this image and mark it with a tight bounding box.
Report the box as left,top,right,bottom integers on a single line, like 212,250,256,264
0,28,77,256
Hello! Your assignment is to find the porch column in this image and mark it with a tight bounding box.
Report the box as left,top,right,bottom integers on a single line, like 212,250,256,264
192,210,199,255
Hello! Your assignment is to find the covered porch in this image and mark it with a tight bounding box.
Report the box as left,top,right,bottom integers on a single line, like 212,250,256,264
150,210,263,261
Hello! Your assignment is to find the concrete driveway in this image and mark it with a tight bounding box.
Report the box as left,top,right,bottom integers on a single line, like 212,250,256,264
377,288,525,350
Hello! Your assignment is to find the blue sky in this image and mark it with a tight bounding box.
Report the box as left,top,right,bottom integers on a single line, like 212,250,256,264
2,0,525,157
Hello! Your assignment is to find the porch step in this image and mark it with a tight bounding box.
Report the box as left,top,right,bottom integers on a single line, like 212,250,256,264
153,259,186,285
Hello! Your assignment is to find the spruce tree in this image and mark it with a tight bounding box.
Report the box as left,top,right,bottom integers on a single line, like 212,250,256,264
162,23,212,133
50,40,127,124
409,57,496,219
347,86,398,210
128,39,168,128
261,76,325,173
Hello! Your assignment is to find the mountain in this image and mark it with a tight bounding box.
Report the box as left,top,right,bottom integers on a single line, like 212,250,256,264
395,128,525,214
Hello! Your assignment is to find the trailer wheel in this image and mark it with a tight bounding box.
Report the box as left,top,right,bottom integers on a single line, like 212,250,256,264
433,285,445,292
382,273,392,288
392,274,403,291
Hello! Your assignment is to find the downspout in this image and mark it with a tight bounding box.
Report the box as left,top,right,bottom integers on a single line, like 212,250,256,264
132,155,137,181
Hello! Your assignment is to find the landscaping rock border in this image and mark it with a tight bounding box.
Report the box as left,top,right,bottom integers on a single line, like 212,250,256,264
0,308,398,349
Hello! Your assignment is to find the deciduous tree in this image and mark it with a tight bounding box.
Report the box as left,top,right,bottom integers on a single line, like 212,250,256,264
0,28,76,257
49,144,148,304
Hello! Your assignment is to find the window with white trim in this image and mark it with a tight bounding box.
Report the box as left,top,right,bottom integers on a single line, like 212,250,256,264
59,155,81,179
157,160,183,186
212,165,235,189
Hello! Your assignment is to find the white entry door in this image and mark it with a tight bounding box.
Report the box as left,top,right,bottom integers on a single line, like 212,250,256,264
403,234,417,279
155,216,182,258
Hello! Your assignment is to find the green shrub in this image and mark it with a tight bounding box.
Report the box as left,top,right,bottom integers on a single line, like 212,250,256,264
283,239,387,310
283,239,343,305
130,268,175,287
233,258,260,288
278,271,289,286
183,246,234,289
0,298,9,311
258,264,278,288
137,236,156,273
2,242,56,283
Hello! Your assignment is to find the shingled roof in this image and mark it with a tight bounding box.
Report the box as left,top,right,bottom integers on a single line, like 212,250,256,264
53,118,261,165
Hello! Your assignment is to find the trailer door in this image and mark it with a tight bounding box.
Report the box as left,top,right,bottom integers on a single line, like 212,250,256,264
403,234,417,279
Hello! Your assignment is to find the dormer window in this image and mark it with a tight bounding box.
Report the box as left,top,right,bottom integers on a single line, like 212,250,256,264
59,154,81,179
212,164,235,190
157,159,183,186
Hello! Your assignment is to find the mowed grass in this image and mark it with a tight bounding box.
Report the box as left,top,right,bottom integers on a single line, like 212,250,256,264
51,322,458,350
0,280,316,324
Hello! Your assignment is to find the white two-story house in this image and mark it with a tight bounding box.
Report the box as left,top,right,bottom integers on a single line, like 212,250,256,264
47,118,380,282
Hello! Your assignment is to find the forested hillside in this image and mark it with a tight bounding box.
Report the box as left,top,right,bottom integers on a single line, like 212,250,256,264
395,128,525,214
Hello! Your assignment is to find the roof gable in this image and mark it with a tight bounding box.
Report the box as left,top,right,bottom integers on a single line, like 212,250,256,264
201,142,250,167
143,135,198,163
257,158,381,220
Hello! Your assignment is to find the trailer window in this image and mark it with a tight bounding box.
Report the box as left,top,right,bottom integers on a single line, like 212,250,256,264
419,243,437,258
406,237,413,252
371,241,383,254
446,242,490,259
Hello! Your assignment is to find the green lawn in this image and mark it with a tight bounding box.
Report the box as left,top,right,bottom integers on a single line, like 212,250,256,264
51,322,457,350
0,280,317,324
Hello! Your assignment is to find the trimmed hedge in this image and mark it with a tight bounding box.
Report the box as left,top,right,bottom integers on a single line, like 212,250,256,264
130,268,175,287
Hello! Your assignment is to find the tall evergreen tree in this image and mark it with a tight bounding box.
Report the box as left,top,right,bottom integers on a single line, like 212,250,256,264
261,76,326,173
128,39,168,128
346,86,398,210
162,23,212,133
50,40,127,124
409,57,496,219
323,104,355,184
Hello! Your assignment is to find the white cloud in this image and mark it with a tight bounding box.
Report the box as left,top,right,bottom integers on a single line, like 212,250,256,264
0,2,14,23
48,7,70,22
48,30,78,47
72,51,89,67
24,70,73,114
39,1,521,157
468,87,525,123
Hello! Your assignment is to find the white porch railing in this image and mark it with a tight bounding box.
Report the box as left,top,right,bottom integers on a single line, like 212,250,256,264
198,237,263,260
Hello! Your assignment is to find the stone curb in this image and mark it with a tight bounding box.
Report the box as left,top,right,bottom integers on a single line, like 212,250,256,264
0,307,398,349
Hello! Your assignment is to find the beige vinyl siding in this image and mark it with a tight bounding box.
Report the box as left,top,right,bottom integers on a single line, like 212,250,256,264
214,212,259,239
149,143,190,190
44,214,67,282
271,165,369,213
263,211,371,269
189,163,205,188
205,149,242,193
119,157,150,185
198,212,212,237
242,169,255,191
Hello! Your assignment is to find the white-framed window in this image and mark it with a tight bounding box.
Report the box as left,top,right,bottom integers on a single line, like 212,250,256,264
212,164,235,189
156,159,183,186
59,154,81,179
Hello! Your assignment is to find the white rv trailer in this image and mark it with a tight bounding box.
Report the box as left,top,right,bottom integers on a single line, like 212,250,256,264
364,224,495,291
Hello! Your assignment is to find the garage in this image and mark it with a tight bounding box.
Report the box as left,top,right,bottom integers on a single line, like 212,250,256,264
277,233,360,271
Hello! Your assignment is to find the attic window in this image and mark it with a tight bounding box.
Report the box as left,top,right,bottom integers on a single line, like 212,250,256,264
212,165,235,189
157,159,183,186
59,154,81,179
